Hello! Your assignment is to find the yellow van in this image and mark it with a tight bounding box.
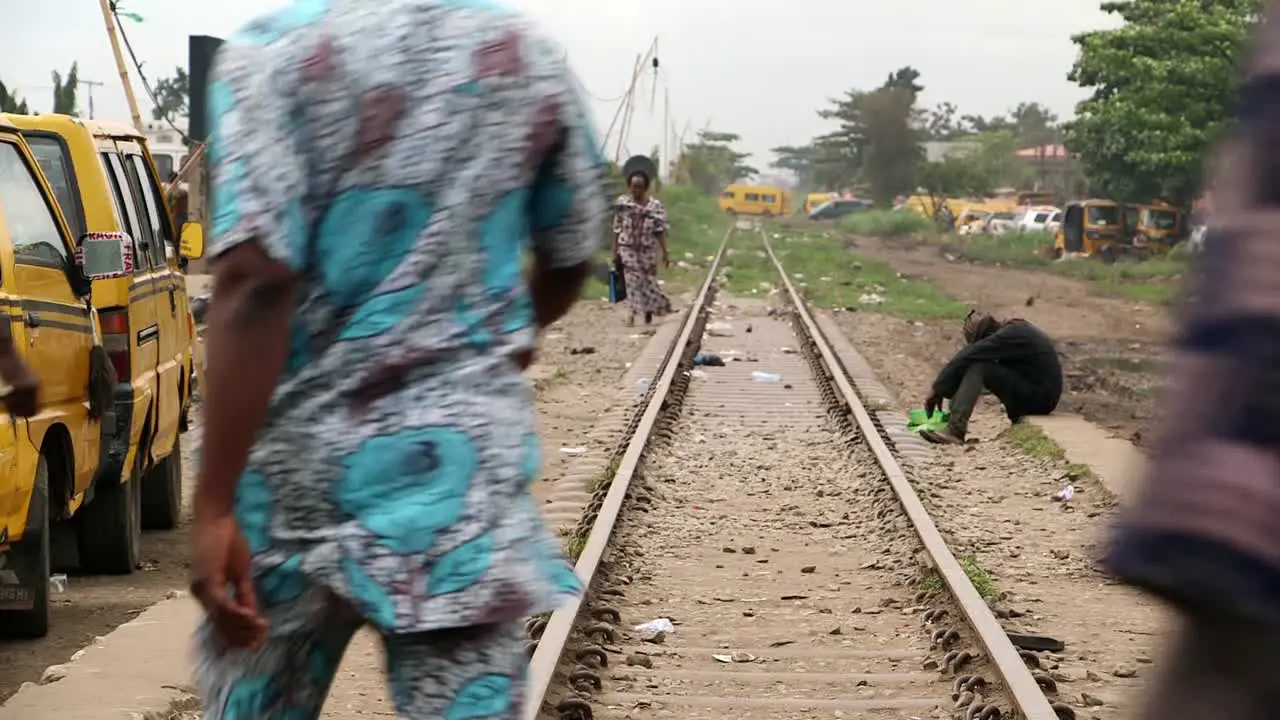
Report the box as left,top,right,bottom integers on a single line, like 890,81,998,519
804,192,839,214
7,114,204,562
718,184,790,216
0,116,123,638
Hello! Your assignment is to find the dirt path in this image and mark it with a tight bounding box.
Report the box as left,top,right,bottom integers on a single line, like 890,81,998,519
847,236,1172,445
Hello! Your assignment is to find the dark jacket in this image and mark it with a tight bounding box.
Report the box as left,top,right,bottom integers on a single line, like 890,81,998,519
931,320,1063,417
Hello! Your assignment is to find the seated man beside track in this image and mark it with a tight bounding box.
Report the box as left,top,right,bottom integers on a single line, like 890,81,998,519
919,311,1062,444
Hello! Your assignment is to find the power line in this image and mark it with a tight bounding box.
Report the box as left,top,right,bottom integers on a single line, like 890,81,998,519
108,0,190,143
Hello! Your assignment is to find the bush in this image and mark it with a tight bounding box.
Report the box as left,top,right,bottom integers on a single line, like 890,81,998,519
954,230,1055,266
837,209,933,237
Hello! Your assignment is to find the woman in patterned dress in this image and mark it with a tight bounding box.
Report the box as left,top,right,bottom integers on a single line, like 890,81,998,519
612,168,673,325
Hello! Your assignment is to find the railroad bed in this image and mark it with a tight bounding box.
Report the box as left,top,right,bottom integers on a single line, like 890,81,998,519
525,225,1074,720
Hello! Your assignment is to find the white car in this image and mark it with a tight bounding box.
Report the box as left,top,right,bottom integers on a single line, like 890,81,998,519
984,211,1020,234
1015,206,1060,233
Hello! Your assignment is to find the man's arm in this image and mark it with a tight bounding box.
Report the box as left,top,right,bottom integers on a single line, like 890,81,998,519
930,324,1046,398
195,41,310,521
0,317,37,417
526,51,608,330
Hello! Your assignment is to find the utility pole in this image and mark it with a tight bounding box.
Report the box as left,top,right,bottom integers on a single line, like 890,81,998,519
611,36,660,166
78,79,105,119
662,87,670,182
96,0,144,131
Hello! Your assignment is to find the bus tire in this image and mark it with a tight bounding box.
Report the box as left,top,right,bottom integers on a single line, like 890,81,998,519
0,457,51,639
77,455,141,575
141,437,182,530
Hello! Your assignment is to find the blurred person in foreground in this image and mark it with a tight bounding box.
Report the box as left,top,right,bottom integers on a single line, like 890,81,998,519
1106,6,1280,716
190,1,605,716
0,317,38,417
612,155,673,326
918,310,1062,444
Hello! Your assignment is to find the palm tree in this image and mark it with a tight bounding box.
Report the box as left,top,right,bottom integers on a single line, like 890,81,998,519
0,80,30,114
52,63,79,116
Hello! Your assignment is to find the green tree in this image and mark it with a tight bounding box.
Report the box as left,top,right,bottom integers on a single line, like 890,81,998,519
881,66,923,97
1008,102,1059,148
918,132,1031,199
858,88,922,205
0,81,30,114
924,101,965,140
770,139,852,192
51,62,79,116
676,130,756,195
819,86,922,206
960,113,1016,136
1064,0,1260,205
151,67,189,122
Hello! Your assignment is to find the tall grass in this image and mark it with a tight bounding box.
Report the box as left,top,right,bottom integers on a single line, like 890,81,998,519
948,230,1188,305
723,231,967,321
951,230,1055,266
838,209,933,237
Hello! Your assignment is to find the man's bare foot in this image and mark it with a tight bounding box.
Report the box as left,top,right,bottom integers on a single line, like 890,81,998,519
920,429,965,445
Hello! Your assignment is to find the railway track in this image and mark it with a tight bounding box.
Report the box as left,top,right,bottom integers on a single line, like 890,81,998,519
523,222,1076,720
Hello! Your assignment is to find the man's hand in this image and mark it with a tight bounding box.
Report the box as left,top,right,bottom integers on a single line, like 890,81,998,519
190,513,267,649
1,362,39,418
662,249,671,268
924,393,943,416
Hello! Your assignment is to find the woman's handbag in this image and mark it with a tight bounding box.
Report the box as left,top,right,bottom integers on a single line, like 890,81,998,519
609,256,628,304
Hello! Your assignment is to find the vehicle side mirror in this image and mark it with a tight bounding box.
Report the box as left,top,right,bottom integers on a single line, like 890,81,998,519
75,231,135,280
179,222,205,260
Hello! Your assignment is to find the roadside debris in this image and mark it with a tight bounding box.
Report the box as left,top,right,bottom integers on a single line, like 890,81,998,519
634,618,674,641
706,321,735,337
712,652,756,663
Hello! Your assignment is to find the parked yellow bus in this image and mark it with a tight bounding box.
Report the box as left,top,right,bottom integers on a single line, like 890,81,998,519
718,184,790,216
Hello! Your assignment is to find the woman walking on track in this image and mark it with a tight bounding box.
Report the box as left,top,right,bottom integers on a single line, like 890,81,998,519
613,155,673,326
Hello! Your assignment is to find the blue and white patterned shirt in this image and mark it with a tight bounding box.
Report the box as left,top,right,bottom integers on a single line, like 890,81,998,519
206,0,605,633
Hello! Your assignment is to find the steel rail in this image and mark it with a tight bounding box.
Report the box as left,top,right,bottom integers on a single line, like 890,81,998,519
521,223,735,720
759,229,1060,720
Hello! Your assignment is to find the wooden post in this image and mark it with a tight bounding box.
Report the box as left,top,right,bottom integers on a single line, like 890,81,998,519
97,0,144,131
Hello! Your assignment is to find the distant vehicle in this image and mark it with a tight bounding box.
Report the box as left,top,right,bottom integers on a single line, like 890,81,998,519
803,192,839,214
1014,206,1060,233
718,184,791,216
1045,211,1064,235
808,198,873,221
984,211,1019,234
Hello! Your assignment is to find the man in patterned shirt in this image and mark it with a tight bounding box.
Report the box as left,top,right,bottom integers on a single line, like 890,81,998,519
190,1,605,717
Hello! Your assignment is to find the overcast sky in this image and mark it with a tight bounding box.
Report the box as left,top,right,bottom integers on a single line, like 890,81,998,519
0,0,1119,168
